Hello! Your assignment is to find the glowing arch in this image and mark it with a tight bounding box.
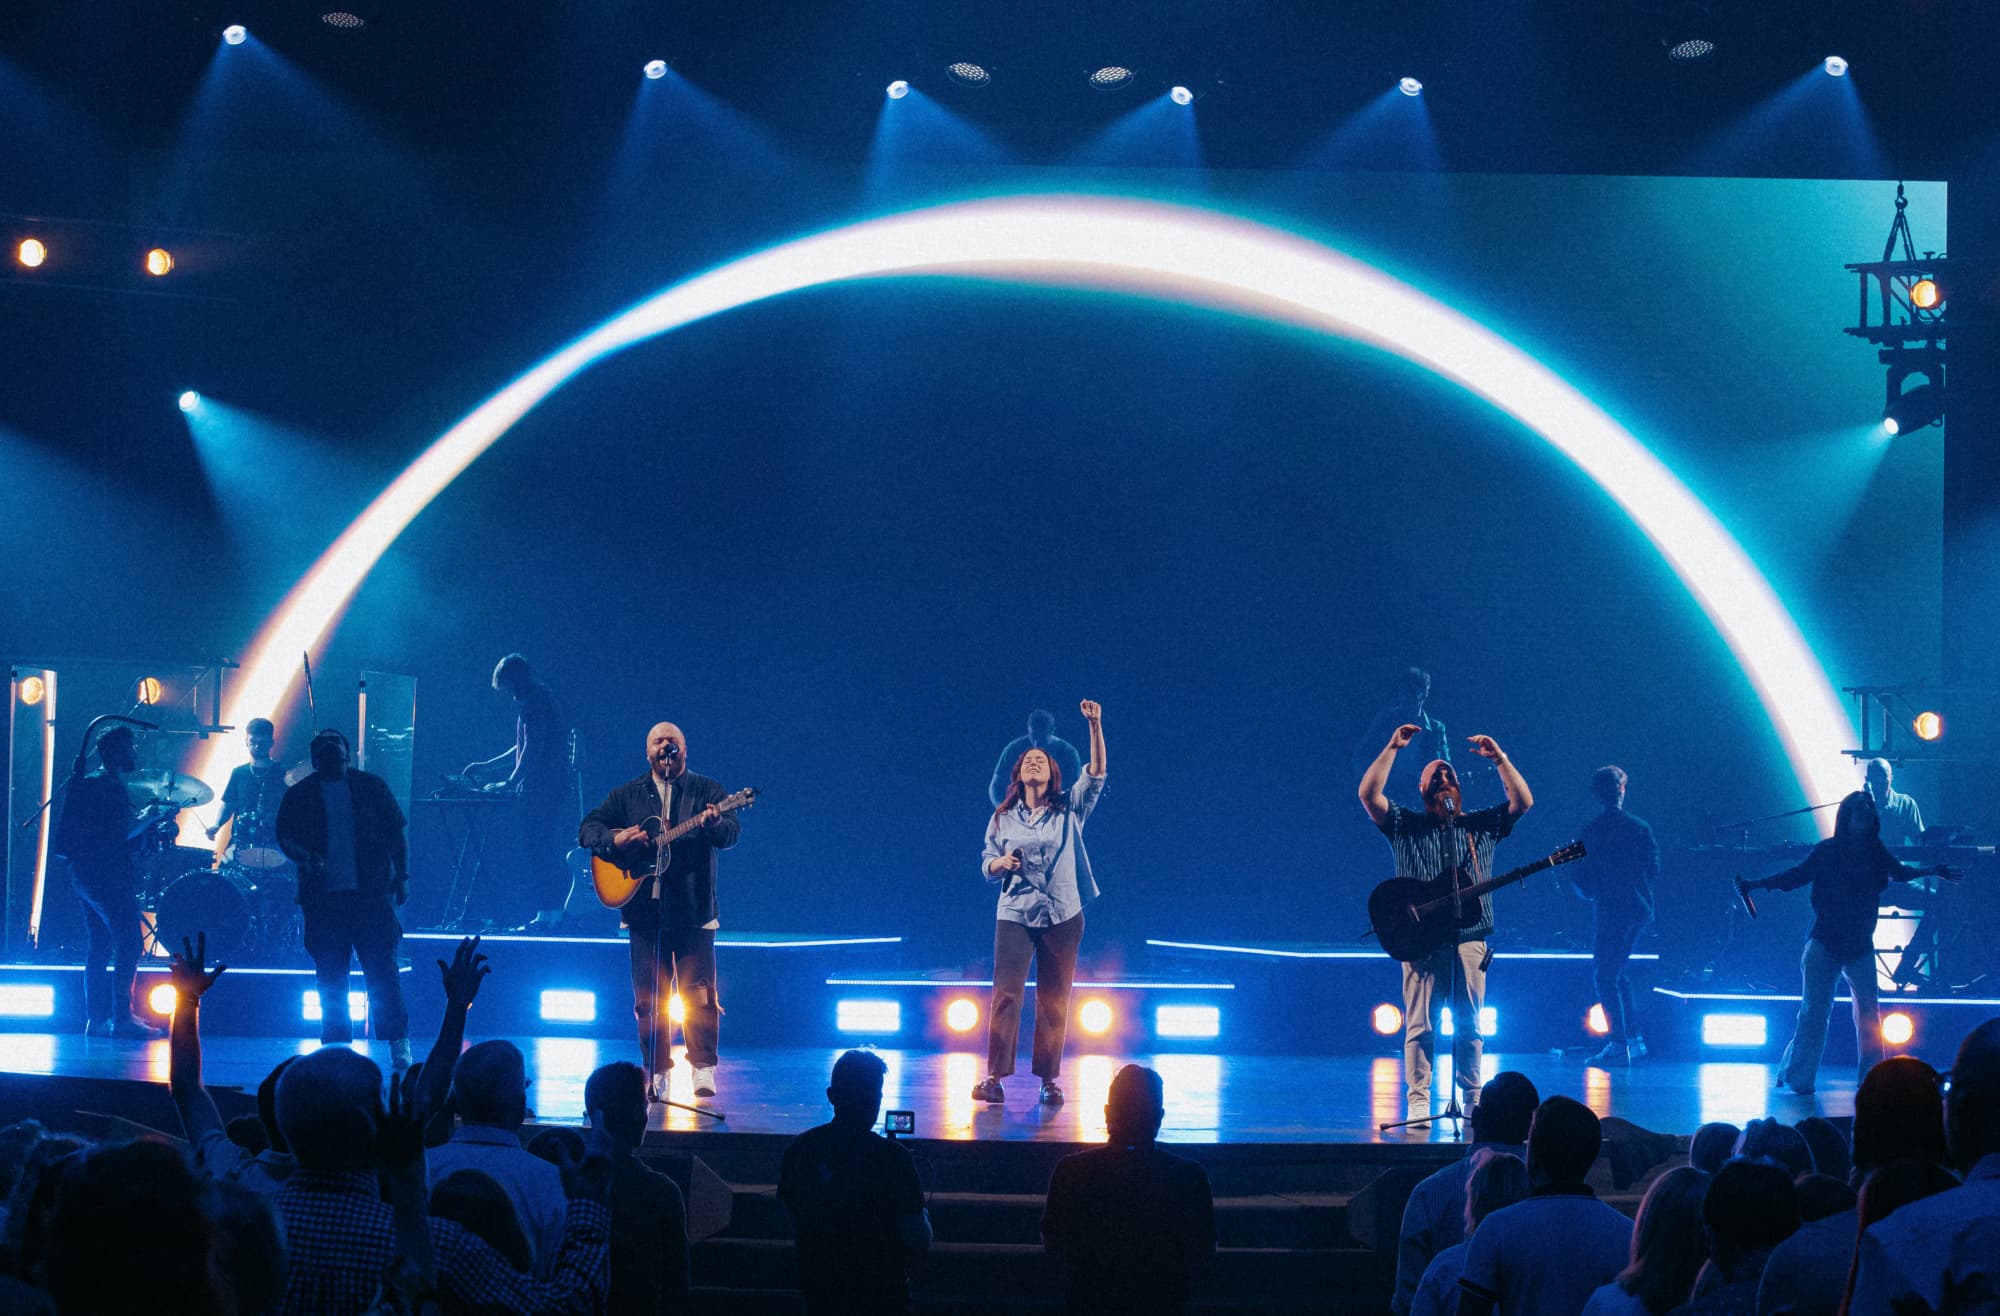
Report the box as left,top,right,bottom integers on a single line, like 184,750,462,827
193,196,1856,823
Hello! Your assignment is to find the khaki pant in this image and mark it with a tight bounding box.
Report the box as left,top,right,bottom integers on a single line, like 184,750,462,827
1403,940,1487,1109
1777,938,1880,1091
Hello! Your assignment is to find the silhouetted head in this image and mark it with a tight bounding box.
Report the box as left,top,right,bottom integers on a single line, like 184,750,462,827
308,728,350,779
1946,1015,2000,1171
46,1140,228,1315
452,1041,530,1130
1590,765,1628,810
1864,758,1894,808
1106,1065,1166,1146
1463,1151,1529,1236
1469,1072,1539,1146
1527,1095,1602,1187
827,1049,887,1126
1027,708,1055,741
1419,759,1462,818
1854,1056,1947,1178
277,1047,381,1173
585,1061,649,1151
491,653,532,699
1792,1173,1857,1223
1734,1118,1813,1180
1402,667,1432,706
96,726,137,774
1701,1159,1799,1280
1689,1123,1741,1175
431,1169,531,1273
1795,1116,1852,1184
1831,790,1881,848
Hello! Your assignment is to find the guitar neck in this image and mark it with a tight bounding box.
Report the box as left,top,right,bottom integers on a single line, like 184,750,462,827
1457,855,1559,903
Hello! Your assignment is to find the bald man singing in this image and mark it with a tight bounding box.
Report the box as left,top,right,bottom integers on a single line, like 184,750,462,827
580,722,741,1102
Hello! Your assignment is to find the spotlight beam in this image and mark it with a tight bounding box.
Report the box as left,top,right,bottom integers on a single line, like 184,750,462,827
195,197,1857,822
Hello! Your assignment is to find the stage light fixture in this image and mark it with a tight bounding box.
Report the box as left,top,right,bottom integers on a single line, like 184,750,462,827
1371,1003,1403,1035
1909,278,1942,311
1912,710,1944,741
1154,1004,1220,1039
178,391,202,414
666,992,686,1023
1089,66,1135,90
1668,38,1716,61
1823,56,1848,77
148,983,178,1016
301,990,369,1022
18,676,46,706
134,676,164,706
835,998,902,1034
945,998,979,1032
644,59,667,80
1700,1012,1767,1047
947,62,990,87
1078,999,1114,1035
1586,1003,1611,1036
0,985,55,1018
15,238,47,269
1882,383,1943,437
1169,85,1193,106
223,24,247,45
539,990,596,1023
321,11,365,29
1399,76,1423,97
1881,1011,1914,1046
885,80,910,100
143,248,174,277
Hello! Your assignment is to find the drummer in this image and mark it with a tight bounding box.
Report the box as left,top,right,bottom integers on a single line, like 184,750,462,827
208,719,288,857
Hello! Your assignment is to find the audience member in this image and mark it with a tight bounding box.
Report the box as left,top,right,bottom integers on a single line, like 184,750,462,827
1410,1151,1526,1316
431,1168,533,1273
1733,1120,1812,1181
1847,1015,2000,1311
1458,1095,1634,1315
428,1039,568,1279
1584,1166,1710,1316
1394,1070,1539,1313
0,1137,86,1287
1789,1175,1855,1225
1042,1063,1217,1315
527,1127,586,1165
585,1060,691,1315
273,1040,610,1313
206,1179,289,1316
779,1050,932,1314
1668,1159,1798,1315
227,1114,272,1155
1793,1118,1851,1186
1832,1161,1960,1315
43,1139,233,1315
166,937,298,1196
1690,1124,1740,1177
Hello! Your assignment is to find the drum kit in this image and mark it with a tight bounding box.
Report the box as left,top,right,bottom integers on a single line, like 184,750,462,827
129,767,304,963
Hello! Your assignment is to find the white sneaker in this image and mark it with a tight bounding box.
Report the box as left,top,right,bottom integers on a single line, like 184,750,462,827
691,1065,718,1098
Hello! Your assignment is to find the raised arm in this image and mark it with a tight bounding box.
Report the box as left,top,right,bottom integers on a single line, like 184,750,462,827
167,935,229,1149
417,937,490,1123
1466,736,1532,816
1359,724,1421,825
1079,700,1106,777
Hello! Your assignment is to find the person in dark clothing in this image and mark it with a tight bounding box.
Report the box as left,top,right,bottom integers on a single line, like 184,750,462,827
1739,790,1960,1095
579,721,742,1101
1571,765,1660,1067
1665,1159,1799,1316
52,724,172,1038
208,717,287,852
466,654,576,928
1042,1064,1216,1315
777,1050,931,1316
275,728,413,1070
585,1061,691,1315
988,708,1082,809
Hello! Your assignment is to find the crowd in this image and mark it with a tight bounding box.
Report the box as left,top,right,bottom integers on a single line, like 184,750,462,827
0,933,1992,1315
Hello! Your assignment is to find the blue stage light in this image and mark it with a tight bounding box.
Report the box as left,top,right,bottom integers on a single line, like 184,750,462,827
885,80,910,101
0,985,55,1018
1669,39,1716,61
1701,1012,1768,1047
836,998,902,1033
302,990,368,1022
1438,1006,1499,1038
540,990,597,1023
178,391,202,414
947,62,990,88
1155,1004,1221,1038
223,24,247,45
1090,66,1135,90
1399,76,1424,97
1170,85,1193,106
1823,56,1849,77
644,60,668,81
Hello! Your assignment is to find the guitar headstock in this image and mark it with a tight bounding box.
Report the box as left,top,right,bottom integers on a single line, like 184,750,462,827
1551,840,1587,865
719,787,759,813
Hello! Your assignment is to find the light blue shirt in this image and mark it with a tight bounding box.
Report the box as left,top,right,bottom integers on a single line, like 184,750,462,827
983,769,1106,928
1412,1241,1469,1316
426,1124,567,1279
1393,1142,1525,1314
1849,1153,2000,1313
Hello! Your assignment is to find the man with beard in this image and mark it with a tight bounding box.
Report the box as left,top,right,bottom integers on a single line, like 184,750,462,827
1360,724,1533,1120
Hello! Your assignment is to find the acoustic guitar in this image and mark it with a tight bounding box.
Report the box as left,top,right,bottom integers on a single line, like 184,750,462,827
1367,840,1586,963
590,787,759,909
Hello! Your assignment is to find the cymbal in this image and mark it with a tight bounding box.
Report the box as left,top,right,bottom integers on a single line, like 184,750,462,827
125,770,214,808
284,763,313,787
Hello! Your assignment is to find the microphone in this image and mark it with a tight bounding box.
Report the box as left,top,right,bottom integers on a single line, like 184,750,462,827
661,743,682,758
1002,848,1026,896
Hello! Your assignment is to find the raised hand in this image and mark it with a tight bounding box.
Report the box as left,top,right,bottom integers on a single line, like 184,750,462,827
1079,699,1103,724
170,934,226,1003
437,936,490,1009
1466,735,1504,760
1934,864,1964,883
1388,723,1423,751
374,1068,427,1174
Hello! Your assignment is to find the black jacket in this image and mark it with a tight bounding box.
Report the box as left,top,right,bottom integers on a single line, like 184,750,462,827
276,769,408,904
580,770,740,930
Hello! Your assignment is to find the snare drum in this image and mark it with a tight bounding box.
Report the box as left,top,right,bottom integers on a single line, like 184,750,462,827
227,810,289,872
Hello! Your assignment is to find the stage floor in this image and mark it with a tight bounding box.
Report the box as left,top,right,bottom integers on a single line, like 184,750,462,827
0,1033,1849,1144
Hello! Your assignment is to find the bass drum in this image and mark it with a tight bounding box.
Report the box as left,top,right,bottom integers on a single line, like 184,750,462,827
156,870,253,961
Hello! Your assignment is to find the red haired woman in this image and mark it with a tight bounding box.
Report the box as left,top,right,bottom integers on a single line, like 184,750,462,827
974,699,1108,1107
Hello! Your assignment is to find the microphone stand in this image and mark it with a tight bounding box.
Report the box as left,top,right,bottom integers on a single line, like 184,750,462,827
642,798,724,1123
1380,799,1471,1139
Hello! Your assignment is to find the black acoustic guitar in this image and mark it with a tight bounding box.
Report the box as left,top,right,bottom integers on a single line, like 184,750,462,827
1368,841,1586,963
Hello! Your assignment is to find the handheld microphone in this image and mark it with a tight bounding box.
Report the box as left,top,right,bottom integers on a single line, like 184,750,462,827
1002,848,1026,896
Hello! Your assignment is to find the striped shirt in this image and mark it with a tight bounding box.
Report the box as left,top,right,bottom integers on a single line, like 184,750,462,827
1379,802,1516,942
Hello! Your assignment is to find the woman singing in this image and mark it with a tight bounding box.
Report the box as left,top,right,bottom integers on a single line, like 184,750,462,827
1741,790,1959,1096
975,698,1107,1108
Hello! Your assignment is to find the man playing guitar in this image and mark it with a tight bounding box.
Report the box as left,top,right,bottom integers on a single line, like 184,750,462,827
579,722,741,1103
1360,724,1533,1120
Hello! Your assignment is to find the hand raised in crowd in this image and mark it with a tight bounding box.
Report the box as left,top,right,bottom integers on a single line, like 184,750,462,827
545,1137,614,1204
374,1071,428,1176
437,936,490,1009
1388,723,1423,751
170,934,226,1003
1079,699,1102,724
1466,734,1504,760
